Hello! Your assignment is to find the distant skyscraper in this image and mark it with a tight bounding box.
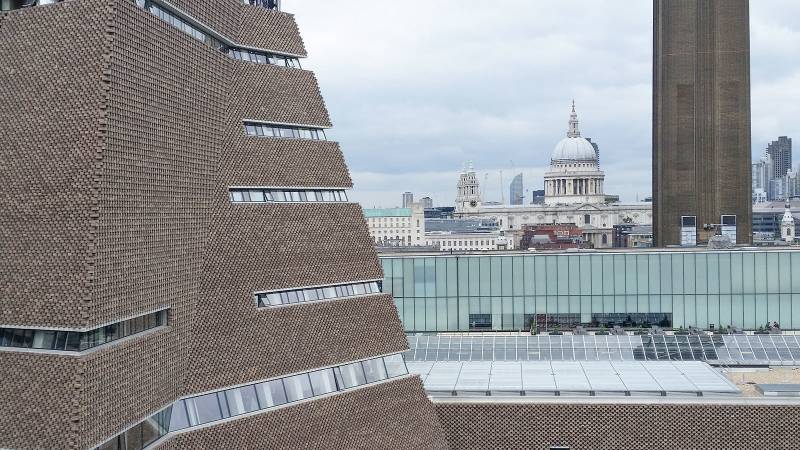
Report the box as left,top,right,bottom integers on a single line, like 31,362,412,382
530,189,546,205
510,173,524,205
420,196,434,209
752,151,774,201
402,191,414,208
767,136,792,179
653,0,752,246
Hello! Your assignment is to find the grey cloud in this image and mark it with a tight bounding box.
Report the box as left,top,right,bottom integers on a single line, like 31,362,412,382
285,0,799,207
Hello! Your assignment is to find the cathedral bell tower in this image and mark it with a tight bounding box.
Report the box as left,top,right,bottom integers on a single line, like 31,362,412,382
455,161,482,215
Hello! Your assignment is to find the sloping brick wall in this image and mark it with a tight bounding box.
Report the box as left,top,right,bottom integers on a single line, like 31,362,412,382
163,377,449,450
436,402,800,450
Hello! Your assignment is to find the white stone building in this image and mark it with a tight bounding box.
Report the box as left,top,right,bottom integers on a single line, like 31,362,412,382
363,204,425,246
455,162,482,214
783,204,796,243
425,230,513,251
453,102,652,248
544,102,606,205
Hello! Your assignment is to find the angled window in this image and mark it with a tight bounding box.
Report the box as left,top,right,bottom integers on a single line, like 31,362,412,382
255,281,381,308
0,310,168,353
243,122,326,141
229,188,348,204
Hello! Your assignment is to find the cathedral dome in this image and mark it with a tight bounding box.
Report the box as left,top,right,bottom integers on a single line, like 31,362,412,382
552,136,597,162
550,101,597,164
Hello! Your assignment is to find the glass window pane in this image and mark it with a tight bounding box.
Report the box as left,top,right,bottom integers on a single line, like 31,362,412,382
284,374,313,402
98,436,122,450
256,379,287,408
32,330,55,350
361,358,388,383
125,423,143,450
186,393,222,425
169,401,190,431
249,190,265,202
309,369,337,395
334,362,367,389
383,354,408,378
225,385,260,416
141,416,161,448
266,293,281,306
65,332,81,351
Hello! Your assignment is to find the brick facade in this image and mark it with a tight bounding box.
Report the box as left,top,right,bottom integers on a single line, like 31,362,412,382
437,402,800,450
0,1,447,448
653,0,753,246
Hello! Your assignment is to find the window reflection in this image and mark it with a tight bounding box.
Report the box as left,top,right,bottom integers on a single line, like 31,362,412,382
256,281,381,308
166,354,408,433
243,122,324,140
228,189,348,204
135,1,302,69
0,310,168,353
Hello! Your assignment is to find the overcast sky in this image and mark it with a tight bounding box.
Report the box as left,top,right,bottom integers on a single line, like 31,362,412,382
283,0,800,208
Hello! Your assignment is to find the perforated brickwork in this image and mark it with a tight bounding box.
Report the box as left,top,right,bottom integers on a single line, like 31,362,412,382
436,402,800,450
238,5,307,56
183,294,407,393
163,377,449,450
0,0,448,448
167,0,241,38
231,63,332,127
74,0,231,446
222,138,352,188
0,0,111,328
0,353,82,449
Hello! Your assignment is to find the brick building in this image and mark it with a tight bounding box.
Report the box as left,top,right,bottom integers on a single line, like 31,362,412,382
0,1,447,449
520,224,585,250
653,0,753,246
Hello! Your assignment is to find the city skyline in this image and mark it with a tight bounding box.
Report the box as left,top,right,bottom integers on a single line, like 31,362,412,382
286,0,800,208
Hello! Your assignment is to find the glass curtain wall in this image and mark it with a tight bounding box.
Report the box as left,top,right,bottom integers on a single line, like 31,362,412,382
382,251,800,332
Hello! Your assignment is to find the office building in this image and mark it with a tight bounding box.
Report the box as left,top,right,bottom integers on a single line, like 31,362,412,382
653,0,752,246
420,196,434,209
768,136,793,179
0,1,447,449
530,189,545,205
424,206,456,219
424,231,513,252
364,205,426,247
753,151,773,202
752,201,800,244
510,173,524,205
383,249,800,332
402,191,414,208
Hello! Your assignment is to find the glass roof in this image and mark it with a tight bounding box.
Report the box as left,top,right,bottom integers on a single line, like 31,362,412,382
407,360,740,397
405,334,800,366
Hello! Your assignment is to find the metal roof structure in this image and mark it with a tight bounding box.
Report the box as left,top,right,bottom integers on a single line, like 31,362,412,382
406,334,800,366
407,361,740,398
